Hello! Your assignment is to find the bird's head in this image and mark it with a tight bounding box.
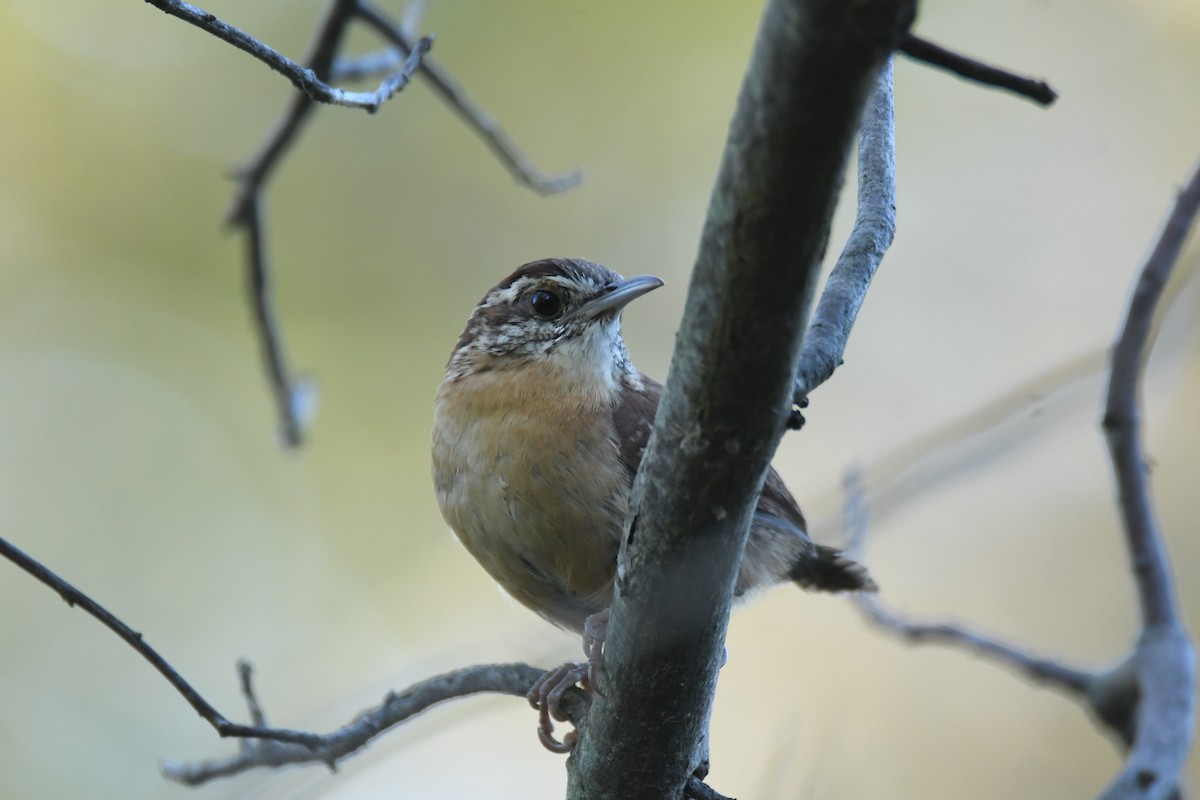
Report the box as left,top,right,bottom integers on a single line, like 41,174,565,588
444,258,663,390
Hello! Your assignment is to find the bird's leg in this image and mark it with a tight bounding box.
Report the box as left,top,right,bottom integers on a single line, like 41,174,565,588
527,608,610,753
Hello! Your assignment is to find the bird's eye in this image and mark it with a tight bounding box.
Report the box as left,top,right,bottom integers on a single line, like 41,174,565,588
528,289,563,319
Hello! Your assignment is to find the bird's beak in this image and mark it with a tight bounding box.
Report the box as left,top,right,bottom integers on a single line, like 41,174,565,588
575,275,664,321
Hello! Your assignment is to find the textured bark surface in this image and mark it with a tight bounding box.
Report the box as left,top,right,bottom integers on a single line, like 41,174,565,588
565,1,915,798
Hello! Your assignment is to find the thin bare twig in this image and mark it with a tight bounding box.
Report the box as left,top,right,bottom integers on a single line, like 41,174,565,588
0,534,323,749
1095,160,1200,800
1103,162,1200,631
842,162,1200,799
222,0,377,448
163,656,734,796
331,47,409,82
237,661,268,728
842,469,1093,697
354,0,583,195
328,4,424,82
224,0,364,228
216,3,430,448
792,59,896,419
790,31,1055,423
899,33,1057,106
0,530,727,796
804,252,1196,537
857,600,1095,693
0,533,606,791
242,196,314,448
162,662,590,784
206,0,577,446
144,0,430,111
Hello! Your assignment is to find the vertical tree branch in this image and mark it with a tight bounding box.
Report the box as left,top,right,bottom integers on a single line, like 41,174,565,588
1103,162,1200,631
224,0,361,446
242,197,314,447
793,59,896,403
565,2,914,798
1097,160,1200,800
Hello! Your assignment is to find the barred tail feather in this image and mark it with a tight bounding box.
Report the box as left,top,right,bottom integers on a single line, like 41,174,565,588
789,545,877,593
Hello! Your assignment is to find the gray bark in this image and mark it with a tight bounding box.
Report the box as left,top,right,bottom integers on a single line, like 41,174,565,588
565,1,915,797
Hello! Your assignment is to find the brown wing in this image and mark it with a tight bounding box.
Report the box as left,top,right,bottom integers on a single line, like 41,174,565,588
612,373,806,529
613,372,875,594
759,464,807,531
613,373,661,479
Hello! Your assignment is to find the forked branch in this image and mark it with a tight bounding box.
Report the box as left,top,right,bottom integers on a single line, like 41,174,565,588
847,159,1200,800
144,0,430,112
0,534,323,750
0,525,730,797
150,0,579,446
354,0,583,196
793,33,1058,422
162,662,589,784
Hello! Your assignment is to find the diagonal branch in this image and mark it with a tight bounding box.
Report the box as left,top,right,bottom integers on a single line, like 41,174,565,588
223,0,366,228
844,161,1200,800
353,1,582,195
792,58,897,412
162,662,589,784
842,468,1093,698
858,597,1096,694
195,0,578,446
144,0,430,111
899,33,1057,106
0,528,729,799
0,534,323,749
1096,159,1200,800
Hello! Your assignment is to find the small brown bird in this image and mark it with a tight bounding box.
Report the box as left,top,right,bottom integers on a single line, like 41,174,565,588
432,258,874,747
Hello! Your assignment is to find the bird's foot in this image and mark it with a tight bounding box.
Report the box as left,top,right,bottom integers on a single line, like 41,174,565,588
527,609,610,753
528,661,586,752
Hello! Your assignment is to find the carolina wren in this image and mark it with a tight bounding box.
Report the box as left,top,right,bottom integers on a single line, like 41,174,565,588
432,258,874,746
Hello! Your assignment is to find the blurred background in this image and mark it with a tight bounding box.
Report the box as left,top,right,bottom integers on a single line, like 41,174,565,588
0,0,1197,797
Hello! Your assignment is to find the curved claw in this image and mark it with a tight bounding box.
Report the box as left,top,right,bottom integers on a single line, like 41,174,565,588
528,662,588,752
536,725,579,754
527,609,613,753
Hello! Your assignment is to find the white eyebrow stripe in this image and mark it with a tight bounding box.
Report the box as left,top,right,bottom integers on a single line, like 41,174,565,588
480,273,608,311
